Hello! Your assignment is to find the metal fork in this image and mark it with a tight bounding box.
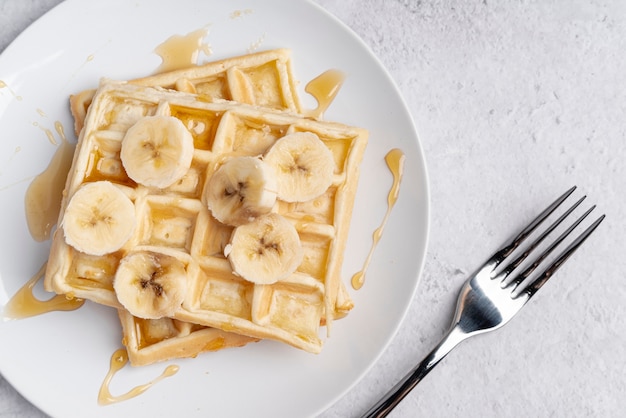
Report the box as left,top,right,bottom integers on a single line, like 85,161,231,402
361,186,605,418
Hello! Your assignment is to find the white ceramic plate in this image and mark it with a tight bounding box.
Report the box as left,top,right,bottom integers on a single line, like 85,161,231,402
0,1,429,416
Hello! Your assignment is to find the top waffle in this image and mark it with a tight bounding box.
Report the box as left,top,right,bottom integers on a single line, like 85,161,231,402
45,79,367,354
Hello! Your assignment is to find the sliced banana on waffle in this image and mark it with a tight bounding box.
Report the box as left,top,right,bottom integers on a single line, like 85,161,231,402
264,132,335,202
225,213,303,285
120,115,194,188
114,251,187,319
62,181,136,256
206,156,277,226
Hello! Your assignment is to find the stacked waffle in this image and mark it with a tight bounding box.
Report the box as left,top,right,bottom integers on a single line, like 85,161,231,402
45,50,367,366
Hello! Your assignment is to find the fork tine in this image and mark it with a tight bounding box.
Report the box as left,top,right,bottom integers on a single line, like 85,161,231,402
486,186,577,275
520,213,605,297
495,195,586,285
506,204,596,293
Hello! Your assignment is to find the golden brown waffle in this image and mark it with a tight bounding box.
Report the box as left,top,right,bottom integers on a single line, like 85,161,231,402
117,310,258,366
46,80,367,355
69,49,301,136
61,49,355,365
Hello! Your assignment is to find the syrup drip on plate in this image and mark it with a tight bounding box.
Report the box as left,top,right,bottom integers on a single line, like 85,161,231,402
304,69,345,119
3,263,84,320
32,121,57,145
230,9,253,19
351,148,405,290
24,122,75,242
154,28,212,74
0,80,23,101
98,348,179,405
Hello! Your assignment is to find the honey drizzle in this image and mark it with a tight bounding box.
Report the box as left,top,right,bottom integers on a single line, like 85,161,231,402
24,122,75,242
0,80,23,101
154,28,212,74
304,69,346,119
3,263,84,320
98,348,179,405
32,122,57,145
351,148,405,290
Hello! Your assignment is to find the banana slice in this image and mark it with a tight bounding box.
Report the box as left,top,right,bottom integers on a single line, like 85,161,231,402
114,251,187,319
263,132,335,202
206,156,277,226
62,181,136,256
225,213,303,285
120,115,194,188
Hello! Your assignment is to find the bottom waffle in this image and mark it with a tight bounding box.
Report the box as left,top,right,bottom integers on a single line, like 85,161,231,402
119,282,353,366
69,48,300,137
118,310,257,366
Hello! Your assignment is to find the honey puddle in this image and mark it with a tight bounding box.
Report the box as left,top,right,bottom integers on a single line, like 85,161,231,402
351,148,405,290
305,69,345,119
98,348,179,405
24,121,75,242
154,28,212,74
3,263,84,320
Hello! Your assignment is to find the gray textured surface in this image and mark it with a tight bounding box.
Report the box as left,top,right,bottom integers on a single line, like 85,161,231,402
1,0,625,417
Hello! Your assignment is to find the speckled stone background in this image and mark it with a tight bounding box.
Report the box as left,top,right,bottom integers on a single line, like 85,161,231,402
1,0,625,417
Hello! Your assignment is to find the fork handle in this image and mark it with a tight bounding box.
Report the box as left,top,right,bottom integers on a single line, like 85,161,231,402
361,325,467,418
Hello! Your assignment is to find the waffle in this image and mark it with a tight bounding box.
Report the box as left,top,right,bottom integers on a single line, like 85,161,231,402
46,80,367,355
62,49,353,364
117,309,258,367
69,49,301,137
